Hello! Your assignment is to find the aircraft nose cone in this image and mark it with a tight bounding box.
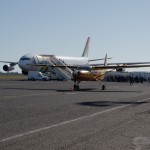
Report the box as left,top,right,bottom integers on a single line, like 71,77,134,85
18,58,30,71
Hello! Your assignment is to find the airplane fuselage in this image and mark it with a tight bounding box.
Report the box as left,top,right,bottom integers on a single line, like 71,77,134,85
18,53,89,74
73,67,106,81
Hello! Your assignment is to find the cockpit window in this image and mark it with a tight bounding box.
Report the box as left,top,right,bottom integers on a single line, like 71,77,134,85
20,58,30,60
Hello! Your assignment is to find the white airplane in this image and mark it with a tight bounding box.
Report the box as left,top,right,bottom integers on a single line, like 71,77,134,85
0,37,97,75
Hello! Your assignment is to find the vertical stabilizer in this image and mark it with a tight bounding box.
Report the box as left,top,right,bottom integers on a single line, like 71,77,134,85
82,37,90,57
104,53,107,66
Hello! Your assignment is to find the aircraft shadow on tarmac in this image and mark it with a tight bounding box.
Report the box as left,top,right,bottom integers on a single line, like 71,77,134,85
78,100,149,107
57,88,142,93
3,87,142,93
2,87,95,92
3,87,58,91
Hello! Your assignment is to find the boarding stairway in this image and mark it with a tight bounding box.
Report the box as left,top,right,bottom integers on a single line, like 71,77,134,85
47,55,73,80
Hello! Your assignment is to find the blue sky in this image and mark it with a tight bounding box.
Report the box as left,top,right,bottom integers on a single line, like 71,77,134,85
0,0,150,72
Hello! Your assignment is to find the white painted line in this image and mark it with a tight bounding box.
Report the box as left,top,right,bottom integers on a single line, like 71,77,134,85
1,97,150,143
65,92,76,95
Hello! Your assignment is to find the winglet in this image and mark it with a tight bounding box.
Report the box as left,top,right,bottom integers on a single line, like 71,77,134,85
104,53,107,66
82,37,90,57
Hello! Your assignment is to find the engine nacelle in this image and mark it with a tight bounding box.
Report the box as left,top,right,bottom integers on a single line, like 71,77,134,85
3,65,14,72
116,68,126,72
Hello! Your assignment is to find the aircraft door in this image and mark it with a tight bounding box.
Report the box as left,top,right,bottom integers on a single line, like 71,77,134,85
33,55,42,64
36,56,43,63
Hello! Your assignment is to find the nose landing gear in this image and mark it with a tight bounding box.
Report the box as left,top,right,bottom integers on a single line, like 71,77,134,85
74,84,79,91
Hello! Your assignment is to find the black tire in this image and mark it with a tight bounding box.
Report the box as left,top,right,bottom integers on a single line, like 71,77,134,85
102,85,106,90
74,85,79,91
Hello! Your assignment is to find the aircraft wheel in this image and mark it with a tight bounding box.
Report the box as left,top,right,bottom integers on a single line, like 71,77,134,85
74,85,79,91
102,85,106,90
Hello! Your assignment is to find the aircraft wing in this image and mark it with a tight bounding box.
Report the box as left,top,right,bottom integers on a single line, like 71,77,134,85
90,62,150,66
0,61,18,65
92,64,150,70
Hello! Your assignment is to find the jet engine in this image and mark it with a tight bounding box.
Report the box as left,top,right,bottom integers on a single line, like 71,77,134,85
3,65,14,72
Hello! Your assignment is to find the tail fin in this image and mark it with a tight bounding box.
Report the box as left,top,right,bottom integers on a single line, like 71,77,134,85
82,37,90,57
104,53,107,66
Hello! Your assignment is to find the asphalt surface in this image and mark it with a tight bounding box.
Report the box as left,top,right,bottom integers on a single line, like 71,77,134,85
0,80,150,150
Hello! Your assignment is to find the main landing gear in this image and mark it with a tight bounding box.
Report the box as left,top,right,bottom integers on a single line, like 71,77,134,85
97,80,106,90
73,80,106,91
74,84,79,91
73,81,80,91
102,84,106,90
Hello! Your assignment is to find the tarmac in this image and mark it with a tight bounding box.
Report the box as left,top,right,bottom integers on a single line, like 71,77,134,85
0,80,150,150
